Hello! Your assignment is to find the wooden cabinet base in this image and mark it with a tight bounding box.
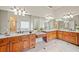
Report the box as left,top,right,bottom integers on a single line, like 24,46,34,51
0,38,9,52
23,41,30,50
58,31,79,45
45,31,57,42
0,44,9,52
29,34,36,48
10,42,23,52
0,34,36,52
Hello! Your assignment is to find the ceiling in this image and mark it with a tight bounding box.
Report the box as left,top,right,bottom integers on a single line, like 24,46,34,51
0,6,79,18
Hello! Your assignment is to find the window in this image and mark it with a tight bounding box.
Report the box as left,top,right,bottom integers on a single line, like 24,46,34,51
20,21,30,31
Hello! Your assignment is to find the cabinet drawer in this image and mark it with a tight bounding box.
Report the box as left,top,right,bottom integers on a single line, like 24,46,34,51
52,31,56,33
70,37,77,44
0,38,9,45
29,34,36,39
22,35,29,41
58,31,63,34
29,34,36,41
63,32,70,36
9,36,21,43
70,32,77,37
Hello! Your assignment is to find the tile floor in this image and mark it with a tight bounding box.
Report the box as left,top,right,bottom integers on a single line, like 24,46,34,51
26,39,79,52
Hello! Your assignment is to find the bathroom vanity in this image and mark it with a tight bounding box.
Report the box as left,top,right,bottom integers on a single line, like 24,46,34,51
0,33,36,52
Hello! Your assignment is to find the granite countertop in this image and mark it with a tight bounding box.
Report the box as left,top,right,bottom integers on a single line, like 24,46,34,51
58,29,79,33
0,30,79,39
35,32,46,35
0,32,30,39
0,32,46,39
42,29,79,33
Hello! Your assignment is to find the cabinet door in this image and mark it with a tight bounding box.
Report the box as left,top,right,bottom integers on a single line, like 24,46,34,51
70,37,77,44
29,34,36,48
77,34,79,45
0,38,9,52
52,33,56,39
10,42,23,52
47,32,53,41
23,41,29,50
63,32,70,41
47,31,57,41
68,32,77,44
0,44,9,52
52,31,57,39
58,34,63,39
30,36,36,48
58,31,63,39
22,35,30,50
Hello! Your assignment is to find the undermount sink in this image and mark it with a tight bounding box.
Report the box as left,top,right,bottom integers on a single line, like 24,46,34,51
4,34,10,36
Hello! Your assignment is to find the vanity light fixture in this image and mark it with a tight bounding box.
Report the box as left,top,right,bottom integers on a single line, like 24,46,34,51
13,6,18,15
11,6,29,16
63,12,73,19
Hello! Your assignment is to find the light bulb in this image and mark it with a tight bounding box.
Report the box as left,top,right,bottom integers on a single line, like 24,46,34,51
45,16,54,19
13,7,18,15
18,9,22,15
14,9,17,15
14,11,17,15
70,15,73,18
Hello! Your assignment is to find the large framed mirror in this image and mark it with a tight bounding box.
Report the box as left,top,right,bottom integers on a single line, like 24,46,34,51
9,16,16,32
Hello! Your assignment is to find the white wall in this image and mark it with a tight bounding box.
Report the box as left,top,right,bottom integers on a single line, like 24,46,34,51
0,10,9,34
0,11,1,33
73,15,79,26
0,10,46,33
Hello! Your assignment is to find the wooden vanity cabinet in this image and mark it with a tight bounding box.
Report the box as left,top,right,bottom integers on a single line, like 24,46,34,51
52,31,57,39
57,31,63,40
63,32,70,42
22,35,30,51
29,34,36,48
46,31,57,41
10,42,23,52
63,32,78,45
0,38,9,52
9,36,23,52
0,34,36,52
69,32,77,44
47,32,53,41
77,33,79,45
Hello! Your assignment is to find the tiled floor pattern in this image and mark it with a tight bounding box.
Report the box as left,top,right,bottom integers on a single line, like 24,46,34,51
26,39,79,52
